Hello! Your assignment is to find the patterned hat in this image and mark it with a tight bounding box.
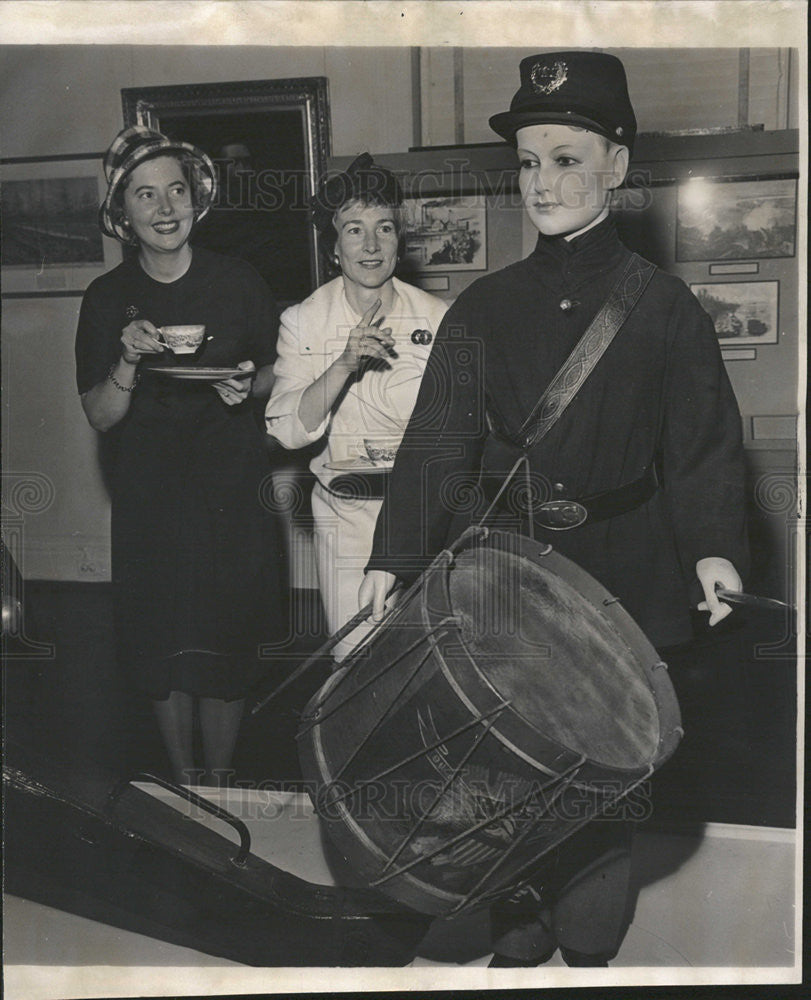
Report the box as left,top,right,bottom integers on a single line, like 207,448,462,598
489,51,637,153
310,152,403,234
99,125,217,242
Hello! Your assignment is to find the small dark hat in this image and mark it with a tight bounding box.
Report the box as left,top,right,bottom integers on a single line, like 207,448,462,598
489,51,637,153
310,152,403,233
99,125,216,242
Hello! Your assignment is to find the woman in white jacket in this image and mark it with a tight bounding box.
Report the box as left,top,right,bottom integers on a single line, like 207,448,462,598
266,155,447,659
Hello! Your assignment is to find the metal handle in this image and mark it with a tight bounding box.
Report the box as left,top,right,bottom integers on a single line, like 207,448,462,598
106,771,251,867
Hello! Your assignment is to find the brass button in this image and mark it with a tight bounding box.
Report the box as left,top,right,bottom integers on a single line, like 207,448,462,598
553,482,565,494
559,298,573,311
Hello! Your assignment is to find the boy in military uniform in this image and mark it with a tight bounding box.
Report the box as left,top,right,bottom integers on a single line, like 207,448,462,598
361,51,748,966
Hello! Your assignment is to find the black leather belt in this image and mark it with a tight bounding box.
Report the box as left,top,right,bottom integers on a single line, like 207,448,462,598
324,473,387,501
325,464,659,523
532,464,660,530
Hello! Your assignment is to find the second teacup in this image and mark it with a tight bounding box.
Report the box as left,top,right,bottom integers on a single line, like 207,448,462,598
158,325,205,354
364,436,401,464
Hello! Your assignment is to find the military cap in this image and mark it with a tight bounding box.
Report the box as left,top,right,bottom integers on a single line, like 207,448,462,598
489,51,637,153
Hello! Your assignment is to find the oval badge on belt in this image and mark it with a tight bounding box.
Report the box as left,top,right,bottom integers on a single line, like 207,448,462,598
535,500,588,530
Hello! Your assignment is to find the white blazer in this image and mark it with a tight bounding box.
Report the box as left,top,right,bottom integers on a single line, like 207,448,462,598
266,276,448,485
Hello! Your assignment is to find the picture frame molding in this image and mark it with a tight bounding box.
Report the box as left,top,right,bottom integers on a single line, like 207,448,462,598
0,154,121,299
690,278,780,346
401,193,488,274
675,175,797,263
121,77,332,297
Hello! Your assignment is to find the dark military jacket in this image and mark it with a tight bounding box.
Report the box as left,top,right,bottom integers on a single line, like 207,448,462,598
367,216,748,647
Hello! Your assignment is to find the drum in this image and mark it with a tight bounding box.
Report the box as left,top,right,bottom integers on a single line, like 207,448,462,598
298,528,682,917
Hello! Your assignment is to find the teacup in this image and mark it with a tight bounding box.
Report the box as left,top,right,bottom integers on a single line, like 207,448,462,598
364,436,401,464
157,325,205,354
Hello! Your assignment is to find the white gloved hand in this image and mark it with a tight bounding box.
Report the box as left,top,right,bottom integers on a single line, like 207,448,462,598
696,556,743,626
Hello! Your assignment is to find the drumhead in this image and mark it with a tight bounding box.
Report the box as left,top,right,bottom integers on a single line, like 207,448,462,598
448,547,660,770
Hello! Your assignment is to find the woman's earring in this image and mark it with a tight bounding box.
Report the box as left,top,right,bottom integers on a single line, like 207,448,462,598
120,217,138,247
332,253,341,270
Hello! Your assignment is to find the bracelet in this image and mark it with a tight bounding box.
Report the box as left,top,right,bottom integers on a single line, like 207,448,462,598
107,364,140,393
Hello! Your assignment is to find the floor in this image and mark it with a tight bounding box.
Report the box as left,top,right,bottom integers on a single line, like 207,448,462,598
3,795,799,997
2,579,801,997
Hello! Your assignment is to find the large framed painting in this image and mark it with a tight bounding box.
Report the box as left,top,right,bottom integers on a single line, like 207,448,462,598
0,156,121,297
122,78,331,305
676,177,797,262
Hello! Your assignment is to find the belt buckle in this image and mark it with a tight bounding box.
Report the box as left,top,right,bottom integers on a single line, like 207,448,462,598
535,499,588,530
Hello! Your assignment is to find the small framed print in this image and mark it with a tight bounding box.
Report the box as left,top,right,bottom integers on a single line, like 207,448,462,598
1,155,120,297
402,195,487,272
676,177,796,262
690,280,779,345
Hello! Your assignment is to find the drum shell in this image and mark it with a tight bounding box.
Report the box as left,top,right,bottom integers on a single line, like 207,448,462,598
298,531,681,917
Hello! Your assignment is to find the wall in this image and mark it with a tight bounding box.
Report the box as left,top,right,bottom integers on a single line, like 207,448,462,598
421,47,799,145
1,44,414,582
0,45,802,582
0,45,415,159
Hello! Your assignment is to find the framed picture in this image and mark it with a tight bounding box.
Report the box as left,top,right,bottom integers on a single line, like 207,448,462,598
690,280,779,345
122,77,331,305
676,177,796,262
402,195,487,273
0,156,120,297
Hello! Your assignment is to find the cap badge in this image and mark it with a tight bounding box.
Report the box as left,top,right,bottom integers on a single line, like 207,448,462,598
530,60,568,95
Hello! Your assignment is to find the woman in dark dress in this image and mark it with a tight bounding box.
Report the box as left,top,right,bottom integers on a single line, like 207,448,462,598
76,126,283,784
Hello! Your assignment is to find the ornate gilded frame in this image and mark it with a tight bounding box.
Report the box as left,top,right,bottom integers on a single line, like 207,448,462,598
122,77,331,303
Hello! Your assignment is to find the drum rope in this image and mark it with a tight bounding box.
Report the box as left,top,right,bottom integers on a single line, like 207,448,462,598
372,755,586,890
448,761,588,912
313,644,436,784
328,541,469,670
454,762,659,912
475,455,536,539
297,617,460,736
318,700,513,810
373,711,506,881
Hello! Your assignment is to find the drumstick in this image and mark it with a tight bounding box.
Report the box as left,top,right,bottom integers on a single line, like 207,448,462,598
252,601,379,716
714,586,794,613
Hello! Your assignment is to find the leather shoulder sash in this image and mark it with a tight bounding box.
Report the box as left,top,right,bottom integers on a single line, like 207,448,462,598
516,252,656,450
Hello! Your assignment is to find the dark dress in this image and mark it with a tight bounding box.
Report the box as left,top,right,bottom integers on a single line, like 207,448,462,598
76,248,285,701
